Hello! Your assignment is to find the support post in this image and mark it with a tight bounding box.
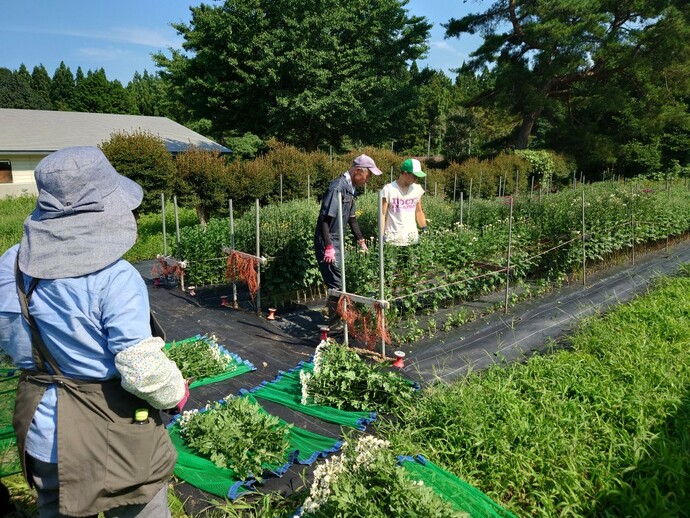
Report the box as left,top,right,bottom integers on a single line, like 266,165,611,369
630,185,635,266
161,193,167,257
530,176,535,199
256,199,261,315
337,192,348,345
459,192,464,228
229,200,238,308
468,178,473,225
582,188,586,286
504,197,514,314
173,195,181,257
378,190,386,358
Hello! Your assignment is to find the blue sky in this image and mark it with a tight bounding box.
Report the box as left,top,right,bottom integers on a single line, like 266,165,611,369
2,0,484,84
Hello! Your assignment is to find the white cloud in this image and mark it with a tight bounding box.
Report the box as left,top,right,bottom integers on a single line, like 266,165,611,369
430,40,466,57
76,47,130,61
6,25,179,49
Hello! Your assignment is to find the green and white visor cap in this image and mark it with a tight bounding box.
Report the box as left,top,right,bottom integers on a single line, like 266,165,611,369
401,158,426,178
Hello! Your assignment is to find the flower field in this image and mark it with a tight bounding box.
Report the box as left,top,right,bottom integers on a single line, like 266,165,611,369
174,180,690,343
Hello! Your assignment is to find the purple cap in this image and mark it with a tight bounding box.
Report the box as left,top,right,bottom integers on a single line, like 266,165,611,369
352,154,383,176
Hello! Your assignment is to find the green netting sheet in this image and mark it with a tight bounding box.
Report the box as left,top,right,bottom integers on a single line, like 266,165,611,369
245,361,376,430
164,335,255,388
0,368,21,477
168,393,342,499
398,455,517,518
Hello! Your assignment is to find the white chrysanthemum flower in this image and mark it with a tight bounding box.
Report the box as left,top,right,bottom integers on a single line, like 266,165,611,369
312,339,329,375
302,453,348,513
299,370,312,405
352,435,390,470
179,408,200,429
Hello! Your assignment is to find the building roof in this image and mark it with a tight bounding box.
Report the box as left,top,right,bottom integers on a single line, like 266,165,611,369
0,108,231,154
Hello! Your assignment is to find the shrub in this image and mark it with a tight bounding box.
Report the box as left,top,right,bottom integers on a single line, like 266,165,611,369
174,147,230,226
100,130,176,214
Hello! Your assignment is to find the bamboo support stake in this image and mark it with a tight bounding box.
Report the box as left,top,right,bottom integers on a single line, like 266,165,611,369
514,170,519,196
667,175,670,252
630,185,636,266
504,196,514,314
337,192,348,345
530,175,535,199
229,200,238,308
582,188,586,287
173,195,181,256
459,192,464,227
468,178,473,224
161,193,167,257
378,190,386,358
255,199,262,315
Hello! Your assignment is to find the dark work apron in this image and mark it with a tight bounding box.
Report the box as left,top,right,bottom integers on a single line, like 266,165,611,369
14,261,177,517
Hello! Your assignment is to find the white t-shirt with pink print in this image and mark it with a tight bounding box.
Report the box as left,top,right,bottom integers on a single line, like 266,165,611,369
381,181,425,246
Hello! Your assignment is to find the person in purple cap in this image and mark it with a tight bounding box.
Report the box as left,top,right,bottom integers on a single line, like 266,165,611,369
314,154,382,330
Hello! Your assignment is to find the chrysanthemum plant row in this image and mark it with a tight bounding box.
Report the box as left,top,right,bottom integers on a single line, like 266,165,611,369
176,339,416,484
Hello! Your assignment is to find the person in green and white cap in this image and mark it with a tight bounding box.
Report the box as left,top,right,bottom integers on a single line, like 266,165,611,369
381,158,428,246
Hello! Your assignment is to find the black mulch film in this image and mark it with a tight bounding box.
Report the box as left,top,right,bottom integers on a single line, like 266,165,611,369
136,240,690,515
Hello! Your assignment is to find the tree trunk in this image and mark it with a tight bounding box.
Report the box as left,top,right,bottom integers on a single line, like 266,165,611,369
196,206,209,228
515,110,541,149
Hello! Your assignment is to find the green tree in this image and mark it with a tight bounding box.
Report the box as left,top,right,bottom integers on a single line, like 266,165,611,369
155,0,431,151
0,68,26,108
100,130,177,214
0,65,47,109
30,64,53,109
127,70,170,116
399,68,455,157
445,0,689,151
50,62,75,111
542,3,690,176
72,68,134,113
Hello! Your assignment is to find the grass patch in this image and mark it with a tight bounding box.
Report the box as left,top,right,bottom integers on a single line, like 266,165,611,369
0,196,35,254
0,195,197,262
379,271,690,516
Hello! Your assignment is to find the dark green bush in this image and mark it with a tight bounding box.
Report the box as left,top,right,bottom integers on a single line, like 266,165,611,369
100,130,176,214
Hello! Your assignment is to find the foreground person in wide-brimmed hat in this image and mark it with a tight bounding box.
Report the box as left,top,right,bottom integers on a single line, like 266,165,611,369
0,146,188,517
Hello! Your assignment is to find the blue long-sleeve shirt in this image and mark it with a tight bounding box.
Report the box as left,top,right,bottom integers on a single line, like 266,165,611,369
0,245,152,462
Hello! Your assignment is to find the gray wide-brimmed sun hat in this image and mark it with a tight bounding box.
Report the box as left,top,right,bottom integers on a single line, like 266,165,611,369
18,146,143,279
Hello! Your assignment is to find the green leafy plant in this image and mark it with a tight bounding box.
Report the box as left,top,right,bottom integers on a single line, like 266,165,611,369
299,340,416,413
165,336,236,380
300,434,465,517
179,396,291,480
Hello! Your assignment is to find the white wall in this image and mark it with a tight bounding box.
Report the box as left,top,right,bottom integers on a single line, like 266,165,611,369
0,153,44,198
